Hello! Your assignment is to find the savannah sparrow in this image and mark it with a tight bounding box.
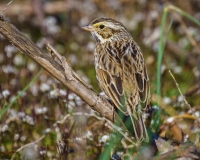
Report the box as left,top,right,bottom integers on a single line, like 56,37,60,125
82,18,150,142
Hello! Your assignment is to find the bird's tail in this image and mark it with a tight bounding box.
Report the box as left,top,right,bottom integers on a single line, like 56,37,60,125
127,107,149,142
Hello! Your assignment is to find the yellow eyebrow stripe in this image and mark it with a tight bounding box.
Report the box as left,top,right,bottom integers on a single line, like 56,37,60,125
93,22,104,28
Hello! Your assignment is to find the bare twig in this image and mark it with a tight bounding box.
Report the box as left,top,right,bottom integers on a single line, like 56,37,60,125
172,12,200,55
46,42,63,64
169,70,200,122
0,0,13,16
57,112,106,124
11,135,46,160
169,70,192,109
57,112,136,145
106,120,137,145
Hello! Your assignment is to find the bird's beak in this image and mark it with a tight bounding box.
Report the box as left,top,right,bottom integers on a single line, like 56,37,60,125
82,25,94,32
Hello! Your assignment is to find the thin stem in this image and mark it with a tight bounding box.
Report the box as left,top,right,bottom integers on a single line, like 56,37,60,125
157,7,169,96
168,5,200,26
0,69,43,120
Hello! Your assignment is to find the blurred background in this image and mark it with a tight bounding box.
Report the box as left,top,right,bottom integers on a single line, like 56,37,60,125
0,0,200,159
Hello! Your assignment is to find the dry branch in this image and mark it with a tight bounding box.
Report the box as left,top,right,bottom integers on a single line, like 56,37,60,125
0,16,122,129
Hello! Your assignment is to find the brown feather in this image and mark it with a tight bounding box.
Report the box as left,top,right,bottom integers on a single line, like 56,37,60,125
85,18,151,142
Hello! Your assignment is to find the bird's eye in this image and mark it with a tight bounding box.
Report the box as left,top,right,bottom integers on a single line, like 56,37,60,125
99,24,105,29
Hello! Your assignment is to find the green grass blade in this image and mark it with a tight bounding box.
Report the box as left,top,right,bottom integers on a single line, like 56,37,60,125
154,7,171,131
162,20,173,54
168,5,200,26
0,69,43,120
157,7,169,96
157,19,172,122
99,112,124,159
98,131,123,160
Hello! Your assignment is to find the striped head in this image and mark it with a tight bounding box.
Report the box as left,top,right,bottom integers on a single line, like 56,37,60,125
82,18,130,43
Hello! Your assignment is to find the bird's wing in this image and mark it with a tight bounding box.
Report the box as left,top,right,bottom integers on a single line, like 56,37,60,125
95,44,127,114
120,40,150,110
95,40,150,114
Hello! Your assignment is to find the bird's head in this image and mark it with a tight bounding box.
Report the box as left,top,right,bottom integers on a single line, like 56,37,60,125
82,18,129,43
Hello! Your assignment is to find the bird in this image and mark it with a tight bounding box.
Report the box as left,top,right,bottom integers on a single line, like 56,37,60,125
82,17,150,142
